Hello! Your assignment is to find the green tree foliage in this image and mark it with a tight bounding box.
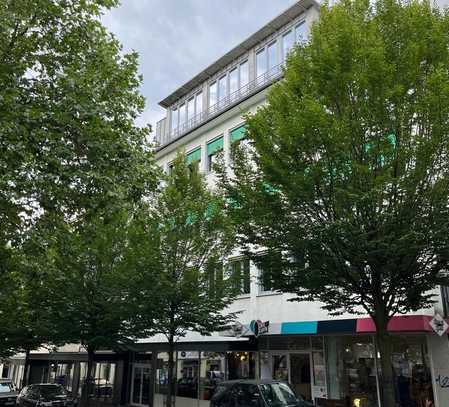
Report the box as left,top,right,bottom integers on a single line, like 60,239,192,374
35,210,140,404
130,153,237,407
0,0,157,357
219,1,449,405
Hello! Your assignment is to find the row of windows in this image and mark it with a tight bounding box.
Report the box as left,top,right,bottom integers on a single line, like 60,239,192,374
168,123,246,174
170,21,308,133
208,258,276,297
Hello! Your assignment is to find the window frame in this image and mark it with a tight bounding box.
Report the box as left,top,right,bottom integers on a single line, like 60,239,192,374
227,257,251,296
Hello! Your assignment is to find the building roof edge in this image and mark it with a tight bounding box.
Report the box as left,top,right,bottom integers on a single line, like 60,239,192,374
158,0,320,108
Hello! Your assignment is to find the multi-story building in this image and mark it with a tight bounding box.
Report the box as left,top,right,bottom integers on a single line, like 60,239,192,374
3,1,449,407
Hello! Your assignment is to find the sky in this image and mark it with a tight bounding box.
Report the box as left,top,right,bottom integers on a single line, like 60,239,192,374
101,0,449,130
101,0,298,129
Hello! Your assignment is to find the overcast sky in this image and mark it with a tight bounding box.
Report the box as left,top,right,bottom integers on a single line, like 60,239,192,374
102,0,449,130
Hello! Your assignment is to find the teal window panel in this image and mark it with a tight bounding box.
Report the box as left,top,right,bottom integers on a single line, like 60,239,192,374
186,147,201,164
230,124,247,143
207,136,224,155
281,321,317,335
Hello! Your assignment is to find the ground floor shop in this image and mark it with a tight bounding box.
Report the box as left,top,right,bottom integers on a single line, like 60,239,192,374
2,315,449,407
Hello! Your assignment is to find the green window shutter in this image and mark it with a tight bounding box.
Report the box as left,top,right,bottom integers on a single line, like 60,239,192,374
186,147,201,164
207,136,224,156
230,124,247,143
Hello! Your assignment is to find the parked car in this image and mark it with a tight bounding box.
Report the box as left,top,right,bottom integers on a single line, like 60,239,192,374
210,380,314,407
0,380,18,407
17,384,76,407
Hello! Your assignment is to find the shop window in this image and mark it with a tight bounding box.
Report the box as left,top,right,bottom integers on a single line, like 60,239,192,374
1,364,9,379
177,351,199,399
391,335,434,407
90,362,115,401
227,258,250,295
326,336,379,407
272,354,288,381
226,352,256,380
199,352,226,401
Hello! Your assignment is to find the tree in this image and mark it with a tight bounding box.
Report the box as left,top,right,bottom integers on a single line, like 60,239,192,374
0,0,157,356
218,0,449,405
130,153,237,407
36,209,143,406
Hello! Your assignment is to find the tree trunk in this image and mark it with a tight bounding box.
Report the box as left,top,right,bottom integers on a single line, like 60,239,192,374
166,335,175,407
375,318,396,407
22,348,30,388
80,348,95,407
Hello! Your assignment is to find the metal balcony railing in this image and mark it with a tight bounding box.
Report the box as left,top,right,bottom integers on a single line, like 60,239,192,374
156,62,284,148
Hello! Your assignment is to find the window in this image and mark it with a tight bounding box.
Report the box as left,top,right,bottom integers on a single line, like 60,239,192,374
179,103,186,128
207,136,224,172
259,263,275,293
240,61,249,87
230,124,246,143
229,68,238,95
187,97,195,122
206,261,224,297
186,147,201,165
218,75,227,104
196,92,203,115
228,258,250,295
171,108,178,132
267,42,277,70
282,30,294,61
256,49,266,77
209,82,217,108
295,21,308,43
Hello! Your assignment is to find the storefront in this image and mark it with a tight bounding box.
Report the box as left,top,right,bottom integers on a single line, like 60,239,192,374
3,315,448,407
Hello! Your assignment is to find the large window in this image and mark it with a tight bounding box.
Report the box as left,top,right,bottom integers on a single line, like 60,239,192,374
256,49,267,77
267,42,277,70
196,92,203,116
229,68,238,95
282,30,294,61
295,21,308,43
187,97,195,122
240,61,249,87
228,258,250,295
179,103,186,129
209,81,218,108
218,75,227,106
171,108,178,132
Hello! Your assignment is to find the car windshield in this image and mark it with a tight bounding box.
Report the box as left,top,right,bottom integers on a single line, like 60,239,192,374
0,383,13,393
259,383,300,407
38,385,66,399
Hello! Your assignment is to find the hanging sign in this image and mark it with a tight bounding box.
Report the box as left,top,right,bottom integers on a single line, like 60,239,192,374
250,320,270,337
429,313,449,336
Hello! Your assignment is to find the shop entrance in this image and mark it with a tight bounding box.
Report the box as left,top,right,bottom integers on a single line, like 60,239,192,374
271,353,312,402
131,363,151,406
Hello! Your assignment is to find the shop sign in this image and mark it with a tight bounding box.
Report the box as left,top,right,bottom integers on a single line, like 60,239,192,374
429,313,449,336
250,320,270,337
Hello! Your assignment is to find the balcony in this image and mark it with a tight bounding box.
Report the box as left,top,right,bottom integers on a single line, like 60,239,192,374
155,62,284,149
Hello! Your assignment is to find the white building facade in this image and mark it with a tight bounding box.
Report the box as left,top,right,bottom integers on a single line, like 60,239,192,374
152,1,449,406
